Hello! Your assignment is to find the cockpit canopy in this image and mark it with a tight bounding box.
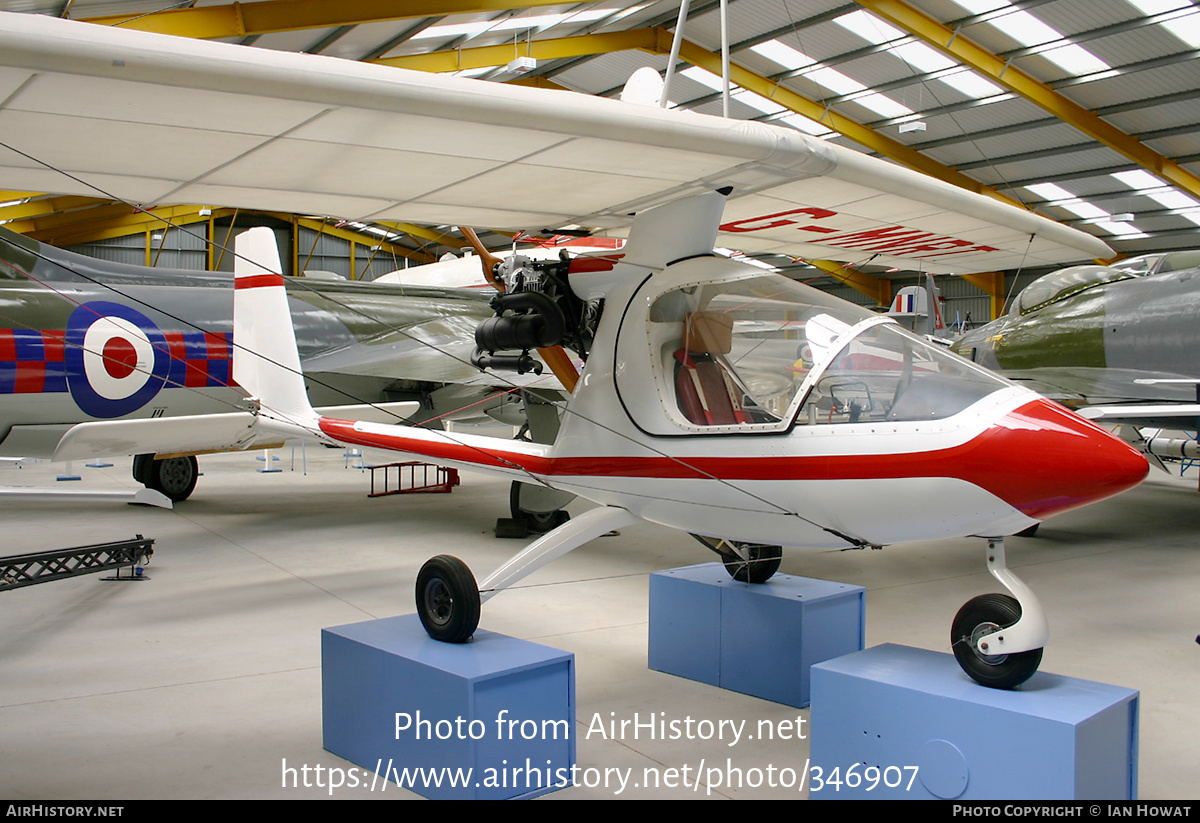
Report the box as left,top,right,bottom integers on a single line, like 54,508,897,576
1011,265,1136,316
617,267,1010,436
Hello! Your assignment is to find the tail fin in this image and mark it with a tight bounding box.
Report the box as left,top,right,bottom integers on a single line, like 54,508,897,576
232,228,318,428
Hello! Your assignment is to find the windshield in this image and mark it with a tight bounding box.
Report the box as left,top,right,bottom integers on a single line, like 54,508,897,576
641,273,1007,432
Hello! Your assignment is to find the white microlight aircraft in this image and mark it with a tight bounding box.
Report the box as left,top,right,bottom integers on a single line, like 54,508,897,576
0,12,1148,688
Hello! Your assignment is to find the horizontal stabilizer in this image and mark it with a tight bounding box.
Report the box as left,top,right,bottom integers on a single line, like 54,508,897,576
52,412,259,462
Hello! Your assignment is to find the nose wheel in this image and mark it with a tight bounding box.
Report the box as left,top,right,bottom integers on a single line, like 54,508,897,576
415,555,480,643
951,593,1043,689
951,538,1048,689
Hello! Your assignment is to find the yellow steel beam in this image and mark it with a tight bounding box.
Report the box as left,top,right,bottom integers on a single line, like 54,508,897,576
958,271,1005,320
372,221,461,248
82,0,579,39
856,0,1200,201
505,75,571,91
807,259,891,306
0,191,42,204
281,215,435,264
374,28,670,73
20,205,220,246
0,195,111,223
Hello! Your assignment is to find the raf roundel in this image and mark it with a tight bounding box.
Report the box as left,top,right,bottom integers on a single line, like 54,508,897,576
65,302,169,418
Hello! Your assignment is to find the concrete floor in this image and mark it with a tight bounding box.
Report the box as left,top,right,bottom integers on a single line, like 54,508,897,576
1,447,1196,800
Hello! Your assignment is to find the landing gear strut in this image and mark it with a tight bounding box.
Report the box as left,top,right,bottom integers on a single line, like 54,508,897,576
415,507,638,642
951,538,1047,689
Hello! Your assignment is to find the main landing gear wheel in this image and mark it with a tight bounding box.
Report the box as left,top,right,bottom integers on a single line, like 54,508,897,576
133,454,198,502
951,593,1042,689
722,542,782,584
495,481,572,538
416,555,480,643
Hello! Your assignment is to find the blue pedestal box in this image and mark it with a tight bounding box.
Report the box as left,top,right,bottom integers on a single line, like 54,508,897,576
809,644,1139,800
322,613,575,800
648,563,865,708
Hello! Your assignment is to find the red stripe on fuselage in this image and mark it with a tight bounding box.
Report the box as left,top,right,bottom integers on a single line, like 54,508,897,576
318,398,1145,520
235,273,285,289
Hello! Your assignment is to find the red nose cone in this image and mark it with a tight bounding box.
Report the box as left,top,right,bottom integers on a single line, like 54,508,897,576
981,399,1148,519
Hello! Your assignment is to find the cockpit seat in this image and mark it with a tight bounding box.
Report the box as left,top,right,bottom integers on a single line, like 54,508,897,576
674,311,747,426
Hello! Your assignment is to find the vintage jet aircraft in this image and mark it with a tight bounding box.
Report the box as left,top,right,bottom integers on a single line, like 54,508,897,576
952,251,1200,431
0,13,1148,688
0,223,540,501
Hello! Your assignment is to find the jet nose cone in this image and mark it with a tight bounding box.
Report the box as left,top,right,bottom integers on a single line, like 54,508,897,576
992,398,1148,520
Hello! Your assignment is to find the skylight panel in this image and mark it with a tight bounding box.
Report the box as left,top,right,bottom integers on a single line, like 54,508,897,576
939,70,1004,97
1039,43,1110,74
987,10,1062,47
804,65,867,96
1126,0,1200,47
1111,170,1164,189
412,9,619,40
452,66,498,77
1092,221,1148,238
779,113,834,137
891,41,956,73
732,89,787,116
834,10,905,44
951,0,1010,13
952,4,1112,75
855,93,914,118
1025,182,1148,236
1112,171,1200,210
1025,182,1075,202
680,65,724,91
749,40,816,71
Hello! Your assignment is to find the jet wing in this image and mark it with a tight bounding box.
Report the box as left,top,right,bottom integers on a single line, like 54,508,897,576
0,13,1110,274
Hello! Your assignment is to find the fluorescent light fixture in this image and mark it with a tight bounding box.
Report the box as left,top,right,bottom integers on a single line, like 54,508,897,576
898,121,927,133
1110,212,1136,222
506,56,536,73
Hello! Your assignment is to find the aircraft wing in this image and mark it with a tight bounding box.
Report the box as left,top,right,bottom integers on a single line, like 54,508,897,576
0,13,1110,275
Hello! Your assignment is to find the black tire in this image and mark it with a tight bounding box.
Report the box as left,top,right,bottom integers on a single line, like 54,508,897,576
951,593,1042,689
415,555,480,643
722,543,782,584
131,454,154,486
135,454,198,502
509,481,571,534
525,509,570,534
